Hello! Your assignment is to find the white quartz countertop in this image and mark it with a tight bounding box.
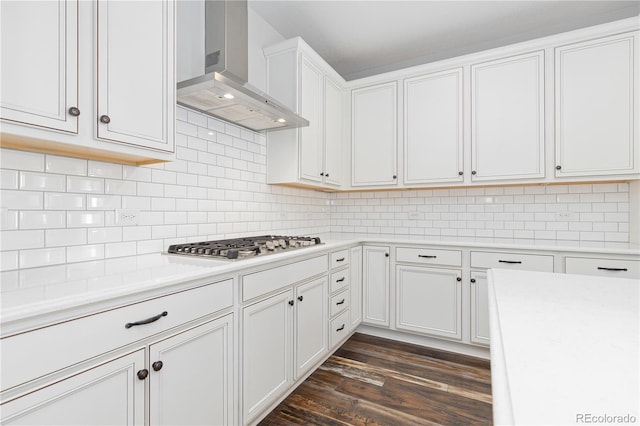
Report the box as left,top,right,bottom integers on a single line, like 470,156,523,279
1,233,638,333
488,269,639,425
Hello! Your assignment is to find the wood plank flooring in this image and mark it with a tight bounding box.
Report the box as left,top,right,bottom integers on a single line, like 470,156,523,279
259,333,493,425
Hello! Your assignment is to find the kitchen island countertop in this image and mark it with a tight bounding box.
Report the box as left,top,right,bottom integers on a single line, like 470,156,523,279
488,268,639,425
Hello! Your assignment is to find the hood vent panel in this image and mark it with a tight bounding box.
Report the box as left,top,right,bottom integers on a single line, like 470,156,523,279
177,0,308,132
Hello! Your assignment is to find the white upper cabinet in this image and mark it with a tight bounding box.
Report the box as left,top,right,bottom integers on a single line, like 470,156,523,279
555,31,639,177
471,51,545,181
0,0,78,133
352,82,398,187
96,0,175,152
404,68,463,184
265,38,345,189
0,0,175,165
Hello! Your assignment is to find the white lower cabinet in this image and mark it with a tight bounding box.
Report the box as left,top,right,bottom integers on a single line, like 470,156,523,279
242,277,328,424
396,266,462,340
470,271,491,346
1,350,145,425
362,245,391,326
149,314,234,426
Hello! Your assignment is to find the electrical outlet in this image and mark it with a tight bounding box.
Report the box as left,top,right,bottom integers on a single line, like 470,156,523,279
115,209,140,226
555,211,576,221
408,211,421,220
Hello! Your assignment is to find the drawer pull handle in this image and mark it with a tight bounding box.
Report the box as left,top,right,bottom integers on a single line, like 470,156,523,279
152,361,164,372
498,260,522,264
336,277,346,283
597,267,628,272
336,257,345,262
336,299,345,305
125,311,168,329
137,369,149,380
418,255,437,259
336,324,345,332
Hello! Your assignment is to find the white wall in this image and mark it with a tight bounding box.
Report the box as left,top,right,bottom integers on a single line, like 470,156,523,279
248,4,285,91
630,180,640,244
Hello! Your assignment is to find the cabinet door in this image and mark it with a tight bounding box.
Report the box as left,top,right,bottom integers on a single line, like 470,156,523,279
0,0,78,133
242,290,293,423
149,315,234,426
294,278,328,379
349,246,363,330
555,32,638,177
471,51,545,181
362,245,390,326
396,266,462,340
1,350,144,425
352,82,398,186
96,0,174,152
299,56,324,183
404,68,463,184
470,271,490,346
324,76,344,186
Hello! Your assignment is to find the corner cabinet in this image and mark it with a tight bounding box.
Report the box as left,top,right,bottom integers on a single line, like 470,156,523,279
470,51,545,181
265,38,345,189
0,0,175,165
404,68,464,184
352,82,398,187
555,31,639,177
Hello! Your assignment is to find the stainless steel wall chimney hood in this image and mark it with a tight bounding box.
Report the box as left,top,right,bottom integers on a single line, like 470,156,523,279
176,0,308,132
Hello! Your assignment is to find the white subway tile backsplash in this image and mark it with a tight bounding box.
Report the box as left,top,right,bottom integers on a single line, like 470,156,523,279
0,106,631,272
19,247,66,268
46,155,87,176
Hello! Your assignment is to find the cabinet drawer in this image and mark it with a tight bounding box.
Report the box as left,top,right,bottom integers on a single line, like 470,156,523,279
330,270,349,293
330,310,350,348
242,255,327,301
471,251,553,272
565,257,639,279
330,249,350,269
396,247,462,267
1,280,233,391
330,291,350,318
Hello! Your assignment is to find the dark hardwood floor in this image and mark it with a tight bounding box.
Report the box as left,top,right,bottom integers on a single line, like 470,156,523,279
259,333,493,426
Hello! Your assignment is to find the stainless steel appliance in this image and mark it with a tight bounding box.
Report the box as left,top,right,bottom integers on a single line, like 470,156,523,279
167,235,322,260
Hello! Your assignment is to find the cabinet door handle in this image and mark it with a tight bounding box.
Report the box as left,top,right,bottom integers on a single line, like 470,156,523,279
325,173,329,177
336,277,346,283
99,114,111,124
418,255,436,259
297,295,304,302
458,171,463,176
597,267,628,272
152,361,164,372
471,170,477,175
336,324,345,332
392,175,397,179
288,300,294,306
498,260,522,264
137,369,149,380
456,277,462,282
125,311,167,329
320,172,325,176
336,299,345,305
470,278,476,284
68,107,80,117
385,253,389,257
336,257,345,262
556,165,562,170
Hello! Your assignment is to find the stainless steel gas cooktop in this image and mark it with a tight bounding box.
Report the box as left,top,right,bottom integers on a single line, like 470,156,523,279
166,235,322,260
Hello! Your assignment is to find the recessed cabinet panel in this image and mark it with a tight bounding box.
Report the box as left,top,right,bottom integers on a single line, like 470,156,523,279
555,32,638,176
404,68,463,184
0,0,78,133
1,350,145,425
97,0,174,152
295,278,328,379
149,316,234,426
470,271,490,346
471,51,545,181
352,82,398,186
396,266,462,340
362,245,390,326
299,57,324,183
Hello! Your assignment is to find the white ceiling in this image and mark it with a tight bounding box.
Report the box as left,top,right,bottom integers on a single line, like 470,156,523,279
249,0,640,80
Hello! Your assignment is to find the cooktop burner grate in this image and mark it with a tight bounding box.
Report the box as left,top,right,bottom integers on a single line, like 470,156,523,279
166,235,322,260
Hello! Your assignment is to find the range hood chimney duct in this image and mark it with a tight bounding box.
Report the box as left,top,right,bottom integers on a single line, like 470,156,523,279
177,0,308,132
